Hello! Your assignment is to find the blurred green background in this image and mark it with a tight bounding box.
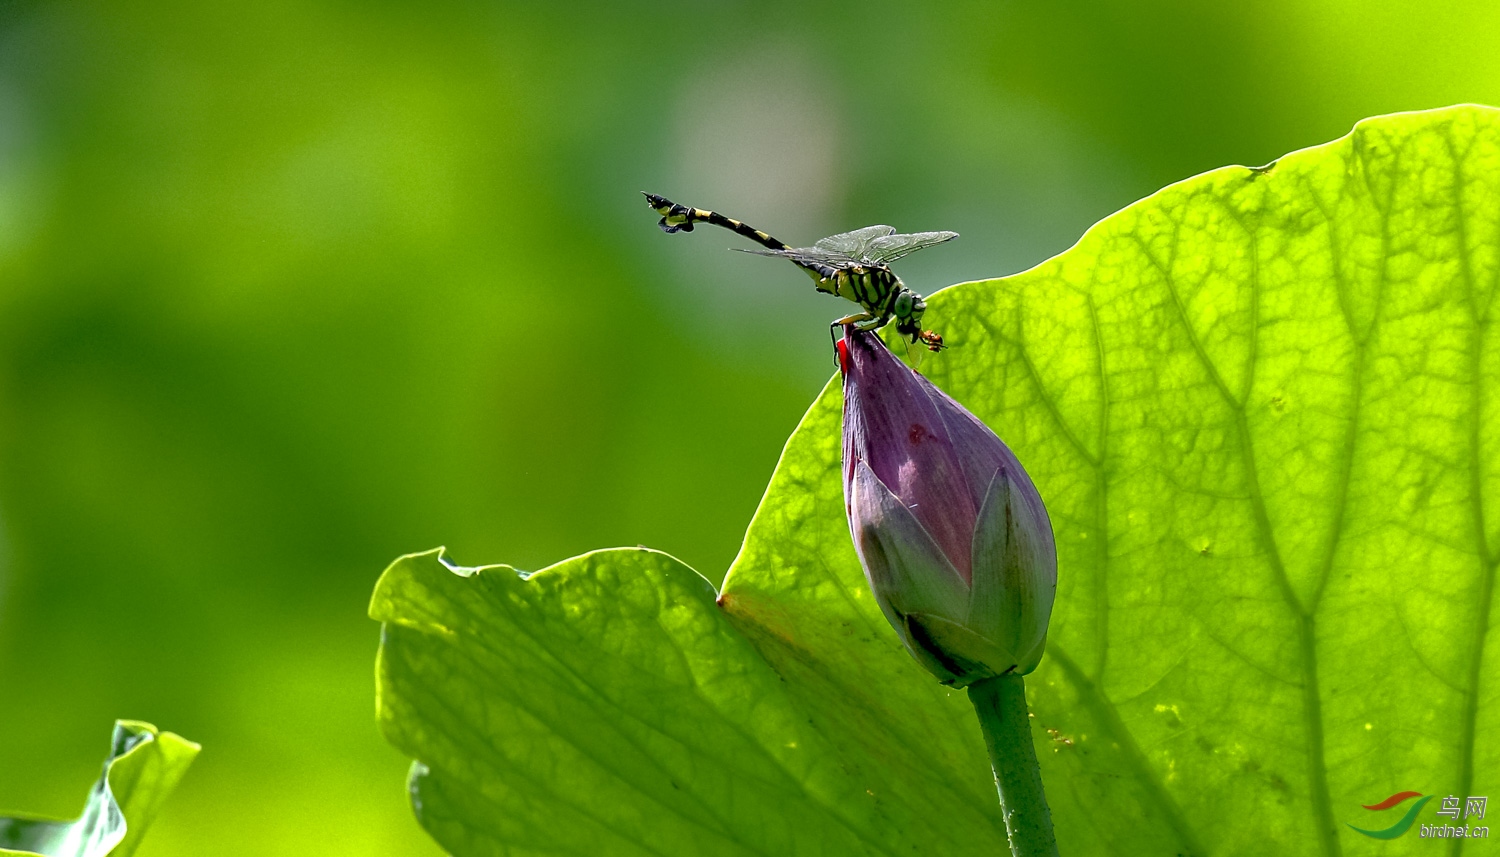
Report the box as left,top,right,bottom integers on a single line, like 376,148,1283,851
0,2,1497,854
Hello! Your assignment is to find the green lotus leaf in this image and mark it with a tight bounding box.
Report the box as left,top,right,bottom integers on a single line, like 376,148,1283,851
0,721,200,857
374,105,1500,855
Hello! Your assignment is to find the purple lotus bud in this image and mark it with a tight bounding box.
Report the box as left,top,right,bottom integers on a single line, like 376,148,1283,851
838,329,1057,687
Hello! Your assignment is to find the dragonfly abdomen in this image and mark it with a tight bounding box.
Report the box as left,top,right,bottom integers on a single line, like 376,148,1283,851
642,193,787,252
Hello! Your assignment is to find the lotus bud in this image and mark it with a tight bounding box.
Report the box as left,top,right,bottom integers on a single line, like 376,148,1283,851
839,328,1057,687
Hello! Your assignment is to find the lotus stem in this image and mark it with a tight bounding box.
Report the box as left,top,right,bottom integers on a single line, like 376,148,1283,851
968,674,1059,857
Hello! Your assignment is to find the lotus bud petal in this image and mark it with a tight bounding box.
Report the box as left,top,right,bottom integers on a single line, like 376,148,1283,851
839,329,1057,686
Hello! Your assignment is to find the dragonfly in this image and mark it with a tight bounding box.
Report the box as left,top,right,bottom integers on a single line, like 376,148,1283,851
643,192,957,352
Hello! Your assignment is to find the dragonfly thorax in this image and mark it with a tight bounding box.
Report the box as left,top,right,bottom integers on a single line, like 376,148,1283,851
814,264,900,309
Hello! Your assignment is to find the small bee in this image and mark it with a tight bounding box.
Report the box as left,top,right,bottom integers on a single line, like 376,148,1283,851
644,193,956,351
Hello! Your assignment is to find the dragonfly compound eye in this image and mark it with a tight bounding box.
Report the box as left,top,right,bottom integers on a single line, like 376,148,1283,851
894,291,914,318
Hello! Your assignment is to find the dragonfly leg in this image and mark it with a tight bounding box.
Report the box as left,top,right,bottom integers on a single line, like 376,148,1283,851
833,311,874,326
827,312,875,356
830,312,875,337
827,311,898,363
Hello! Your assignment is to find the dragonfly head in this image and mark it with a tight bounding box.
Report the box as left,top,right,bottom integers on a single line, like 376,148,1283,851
894,292,945,352
892,290,924,326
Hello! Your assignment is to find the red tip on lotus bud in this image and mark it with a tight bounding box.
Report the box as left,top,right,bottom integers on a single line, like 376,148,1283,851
839,328,1057,686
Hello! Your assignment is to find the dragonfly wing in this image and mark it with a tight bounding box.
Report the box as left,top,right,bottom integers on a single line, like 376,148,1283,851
814,225,897,258
864,231,959,264
736,246,860,270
